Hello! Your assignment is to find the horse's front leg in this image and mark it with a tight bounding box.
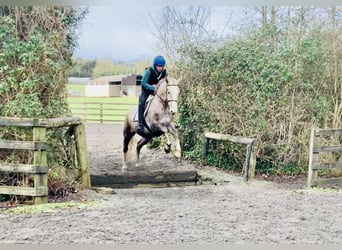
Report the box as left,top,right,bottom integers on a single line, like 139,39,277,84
163,133,172,153
168,123,181,160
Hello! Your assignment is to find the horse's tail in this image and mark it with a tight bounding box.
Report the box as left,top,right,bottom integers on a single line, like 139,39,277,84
123,106,138,150
123,114,129,137
123,106,135,137
122,106,139,169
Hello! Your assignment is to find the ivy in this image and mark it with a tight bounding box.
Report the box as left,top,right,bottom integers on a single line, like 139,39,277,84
0,7,88,175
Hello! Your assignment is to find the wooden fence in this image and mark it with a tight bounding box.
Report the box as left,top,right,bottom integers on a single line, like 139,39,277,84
308,127,342,187
69,102,137,123
204,132,256,182
0,117,91,204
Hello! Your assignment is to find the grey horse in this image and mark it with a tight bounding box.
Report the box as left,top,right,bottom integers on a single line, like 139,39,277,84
122,77,182,170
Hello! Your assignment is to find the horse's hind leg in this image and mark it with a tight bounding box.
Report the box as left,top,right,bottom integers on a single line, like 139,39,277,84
122,126,135,171
136,137,152,166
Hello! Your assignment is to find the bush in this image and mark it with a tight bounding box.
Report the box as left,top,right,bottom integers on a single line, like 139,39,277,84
0,7,88,201
175,24,341,176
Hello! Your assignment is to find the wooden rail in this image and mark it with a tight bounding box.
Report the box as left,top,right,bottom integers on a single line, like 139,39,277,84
307,127,342,187
0,116,91,204
204,132,256,181
69,102,137,123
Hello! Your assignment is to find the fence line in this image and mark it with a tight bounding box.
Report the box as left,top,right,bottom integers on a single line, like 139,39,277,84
0,117,90,204
307,127,342,187
69,102,137,123
204,132,256,182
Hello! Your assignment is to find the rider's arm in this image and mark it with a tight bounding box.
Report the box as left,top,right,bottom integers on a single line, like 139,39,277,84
141,69,155,92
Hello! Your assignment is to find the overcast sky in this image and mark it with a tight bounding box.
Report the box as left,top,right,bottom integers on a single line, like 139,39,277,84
73,5,246,63
74,5,155,62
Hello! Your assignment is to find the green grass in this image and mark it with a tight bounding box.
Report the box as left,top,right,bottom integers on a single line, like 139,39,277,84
67,84,139,122
4,200,97,215
68,96,138,104
68,96,138,123
67,84,85,96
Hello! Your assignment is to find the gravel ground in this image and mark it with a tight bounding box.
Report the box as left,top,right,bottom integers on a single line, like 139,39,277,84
0,123,342,244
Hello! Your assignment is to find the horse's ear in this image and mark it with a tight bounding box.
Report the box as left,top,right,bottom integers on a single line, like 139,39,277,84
177,77,182,84
165,77,169,84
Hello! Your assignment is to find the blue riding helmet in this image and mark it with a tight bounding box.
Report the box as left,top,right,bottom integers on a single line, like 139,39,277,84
153,55,166,67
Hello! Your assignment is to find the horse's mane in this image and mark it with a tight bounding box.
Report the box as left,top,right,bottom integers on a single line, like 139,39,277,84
155,77,169,96
160,77,169,86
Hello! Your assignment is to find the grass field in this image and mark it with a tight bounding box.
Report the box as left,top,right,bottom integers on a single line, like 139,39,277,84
67,83,86,96
67,84,138,123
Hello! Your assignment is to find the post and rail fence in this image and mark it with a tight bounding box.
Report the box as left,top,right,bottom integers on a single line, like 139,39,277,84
204,132,256,182
0,116,90,204
68,101,137,123
307,127,342,188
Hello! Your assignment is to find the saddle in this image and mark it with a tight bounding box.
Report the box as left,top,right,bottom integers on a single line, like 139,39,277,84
133,100,152,122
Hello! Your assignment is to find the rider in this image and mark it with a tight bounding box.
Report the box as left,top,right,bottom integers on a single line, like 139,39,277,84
137,55,168,134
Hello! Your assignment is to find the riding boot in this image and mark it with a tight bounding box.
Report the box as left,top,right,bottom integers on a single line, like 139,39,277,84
137,98,145,133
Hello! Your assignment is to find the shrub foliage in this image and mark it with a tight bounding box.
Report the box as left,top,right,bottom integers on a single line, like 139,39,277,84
0,7,88,199
175,22,341,175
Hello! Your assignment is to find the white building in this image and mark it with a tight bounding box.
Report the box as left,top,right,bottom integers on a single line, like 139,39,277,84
85,74,142,97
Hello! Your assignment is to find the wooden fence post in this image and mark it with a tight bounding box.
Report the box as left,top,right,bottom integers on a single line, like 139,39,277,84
249,148,256,179
99,103,103,123
307,127,319,187
74,123,91,187
82,103,87,122
245,143,256,181
33,126,48,204
204,137,210,157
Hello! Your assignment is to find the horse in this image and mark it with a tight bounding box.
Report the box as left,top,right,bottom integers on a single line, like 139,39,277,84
122,77,182,171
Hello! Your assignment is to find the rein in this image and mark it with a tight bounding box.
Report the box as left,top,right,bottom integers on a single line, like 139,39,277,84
155,83,179,104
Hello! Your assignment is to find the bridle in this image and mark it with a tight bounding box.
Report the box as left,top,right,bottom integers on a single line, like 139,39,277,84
155,82,179,106
165,83,179,105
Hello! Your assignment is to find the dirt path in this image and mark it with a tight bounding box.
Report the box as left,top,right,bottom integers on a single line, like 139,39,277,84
0,123,342,244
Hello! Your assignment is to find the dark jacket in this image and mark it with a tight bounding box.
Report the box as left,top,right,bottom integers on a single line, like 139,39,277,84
141,66,168,92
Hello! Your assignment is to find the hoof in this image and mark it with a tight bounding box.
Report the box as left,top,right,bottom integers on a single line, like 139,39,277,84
122,165,127,172
164,145,171,154
174,150,181,159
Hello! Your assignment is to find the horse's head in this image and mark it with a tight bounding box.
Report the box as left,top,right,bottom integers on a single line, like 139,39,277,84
157,77,181,115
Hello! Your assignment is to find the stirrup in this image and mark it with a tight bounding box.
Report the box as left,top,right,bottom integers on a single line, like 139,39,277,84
137,124,144,132
137,125,148,137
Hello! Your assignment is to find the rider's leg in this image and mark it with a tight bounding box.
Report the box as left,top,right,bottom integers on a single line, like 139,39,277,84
138,90,150,131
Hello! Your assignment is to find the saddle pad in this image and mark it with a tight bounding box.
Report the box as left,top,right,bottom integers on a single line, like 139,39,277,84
133,110,139,122
133,99,153,122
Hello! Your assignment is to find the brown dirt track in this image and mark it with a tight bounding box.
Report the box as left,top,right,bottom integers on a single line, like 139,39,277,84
0,123,342,244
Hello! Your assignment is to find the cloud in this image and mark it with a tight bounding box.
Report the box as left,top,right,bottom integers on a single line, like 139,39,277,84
73,5,246,62
74,6,157,61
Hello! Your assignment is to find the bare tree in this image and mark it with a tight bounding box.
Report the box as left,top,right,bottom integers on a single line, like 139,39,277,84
148,6,212,63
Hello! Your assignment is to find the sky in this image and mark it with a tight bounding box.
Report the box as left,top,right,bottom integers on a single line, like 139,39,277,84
74,5,157,62
11,0,337,63
71,0,341,62
73,5,245,63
